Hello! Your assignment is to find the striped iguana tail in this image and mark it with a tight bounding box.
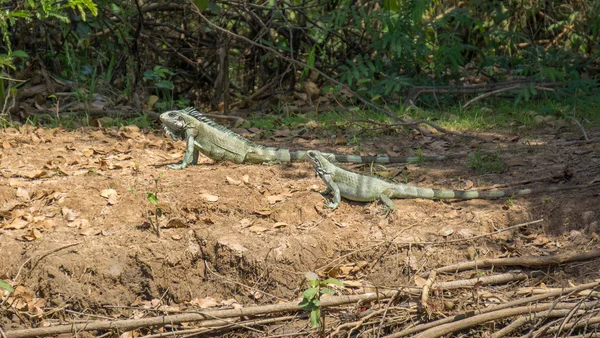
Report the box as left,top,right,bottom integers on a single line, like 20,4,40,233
286,150,466,164
389,183,600,200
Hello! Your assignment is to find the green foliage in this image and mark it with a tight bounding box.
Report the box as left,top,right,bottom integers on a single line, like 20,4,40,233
0,279,13,293
0,0,97,70
298,272,343,329
143,66,176,109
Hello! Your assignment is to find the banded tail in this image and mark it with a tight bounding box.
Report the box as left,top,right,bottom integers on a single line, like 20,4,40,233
390,183,600,200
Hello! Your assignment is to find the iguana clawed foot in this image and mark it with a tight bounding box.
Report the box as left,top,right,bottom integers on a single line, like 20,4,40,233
167,163,186,169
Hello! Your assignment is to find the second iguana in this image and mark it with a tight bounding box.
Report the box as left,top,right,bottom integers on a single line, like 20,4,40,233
160,107,463,169
305,150,598,210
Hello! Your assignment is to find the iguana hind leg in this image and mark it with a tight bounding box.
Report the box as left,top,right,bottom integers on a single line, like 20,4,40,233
379,194,397,210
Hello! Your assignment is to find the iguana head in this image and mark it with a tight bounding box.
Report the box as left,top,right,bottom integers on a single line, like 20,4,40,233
160,107,198,141
306,150,330,177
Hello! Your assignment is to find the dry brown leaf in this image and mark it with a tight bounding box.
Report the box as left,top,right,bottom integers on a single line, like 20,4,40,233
39,219,57,229
61,207,78,222
22,170,49,179
79,228,101,236
242,175,250,183
414,275,427,287
343,281,362,288
249,225,267,233
165,219,187,228
147,95,159,110
439,226,454,237
100,188,119,205
200,193,219,202
239,218,253,227
16,187,30,201
189,297,218,309
21,229,42,241
273,222,288,228
334,135,347,145
254,209,272,216
6,218,29,230
226,176,242,185
171,234,183,241
267,194,286,204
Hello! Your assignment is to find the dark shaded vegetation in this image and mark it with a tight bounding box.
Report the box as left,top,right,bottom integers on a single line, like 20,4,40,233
0,0,599,125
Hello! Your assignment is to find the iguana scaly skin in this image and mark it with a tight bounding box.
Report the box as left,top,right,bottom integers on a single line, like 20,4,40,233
160,107,462,169
306,150,598,210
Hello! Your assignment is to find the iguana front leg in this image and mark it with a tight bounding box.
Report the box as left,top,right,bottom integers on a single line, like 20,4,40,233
168,134,197,169
319,172,341,209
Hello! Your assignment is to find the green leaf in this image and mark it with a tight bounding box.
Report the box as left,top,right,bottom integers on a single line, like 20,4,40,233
319,288,335,295
302,287,319,300
305,272,319,281
298,299,312,310
155,80,174,90
146,192,159,205
309,308,321,328
0,280,13,293
193,0,209,10
208,2,221,13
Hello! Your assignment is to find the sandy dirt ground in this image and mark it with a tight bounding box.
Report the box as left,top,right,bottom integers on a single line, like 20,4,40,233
1,122,599,336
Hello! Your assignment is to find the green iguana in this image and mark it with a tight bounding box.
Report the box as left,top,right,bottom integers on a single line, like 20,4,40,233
160,107,464,169
306,150,598,210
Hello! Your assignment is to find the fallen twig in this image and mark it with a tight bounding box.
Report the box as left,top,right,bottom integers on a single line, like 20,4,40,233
387,281,600,337
490,309,590,338
430,250,600,276
413,301,600,338
3,291,398,338
421,270,436,306
570,117,590,141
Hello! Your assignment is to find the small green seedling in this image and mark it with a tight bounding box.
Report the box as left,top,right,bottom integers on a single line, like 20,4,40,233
146,174,166,237
298,272,343,329
0,280,13,293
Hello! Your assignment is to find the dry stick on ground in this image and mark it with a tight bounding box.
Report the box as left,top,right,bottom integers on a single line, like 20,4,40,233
4,270,543,338
4,292,398,338
462,85,556,108
491,309,592,338
187,1,480,140
403,80,564,107
138,314,306,338
429,250,600,276
329,308,400,337
412,301,600,338
571,117,590,141
421,270,436,306
387,281,600,338
491,287,599,338
545,315,600,336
